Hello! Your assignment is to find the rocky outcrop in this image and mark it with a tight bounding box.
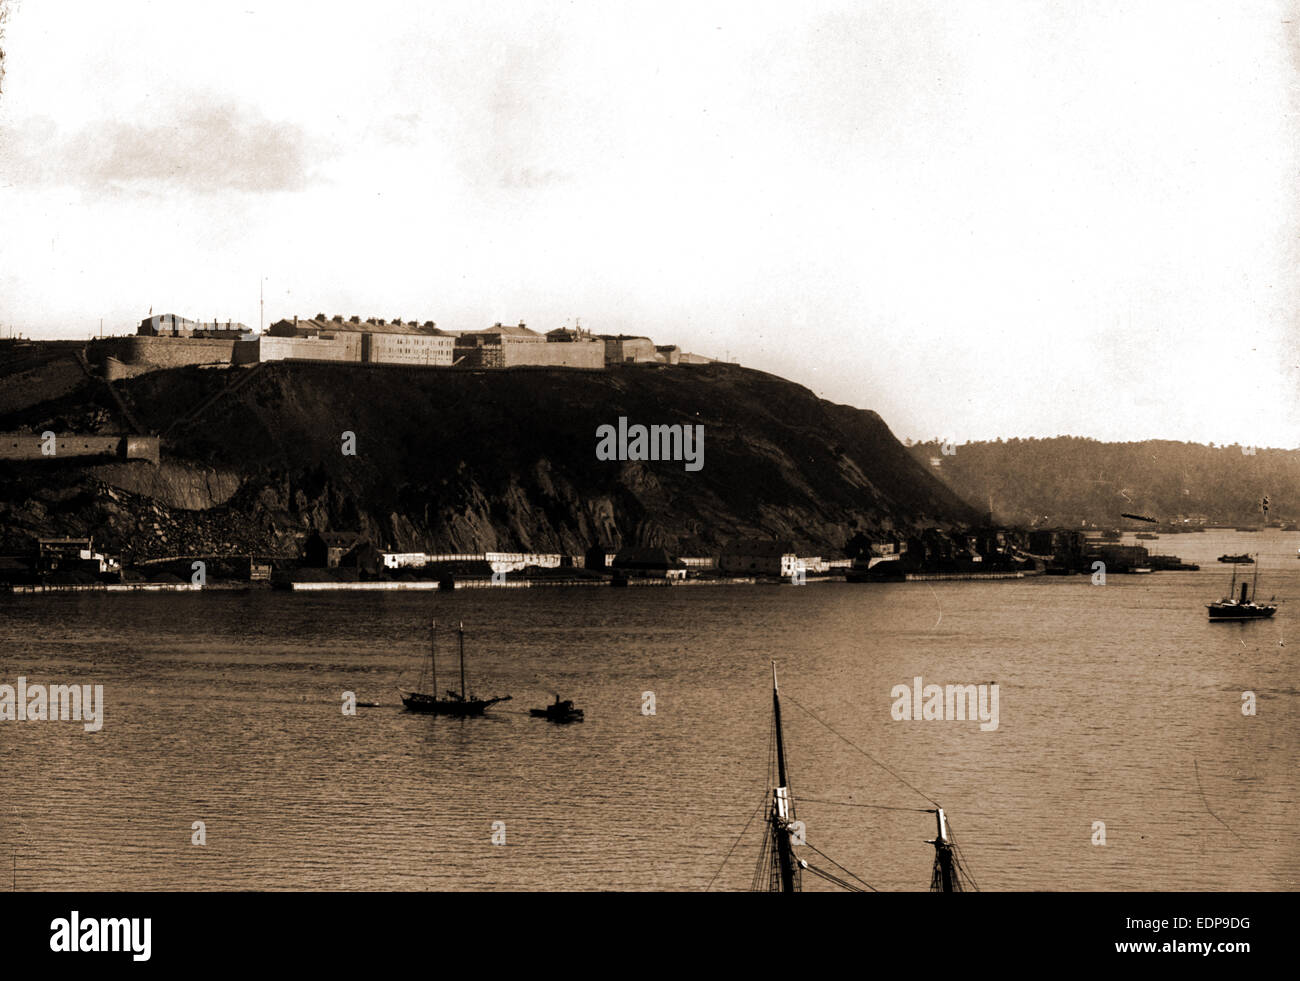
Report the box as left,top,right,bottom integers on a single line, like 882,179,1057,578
0,358,980,559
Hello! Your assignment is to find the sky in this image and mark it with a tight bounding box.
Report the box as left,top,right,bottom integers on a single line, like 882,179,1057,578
0,0,1297,447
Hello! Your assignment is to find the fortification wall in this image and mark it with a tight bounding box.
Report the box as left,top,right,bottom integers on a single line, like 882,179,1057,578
603,337,658,364
454,344,503,368
505,340,605,369
231,340,260,365
256,334,362,362
91,337,237,368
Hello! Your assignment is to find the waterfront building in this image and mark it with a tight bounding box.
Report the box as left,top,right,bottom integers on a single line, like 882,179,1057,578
612,547,687,579
303,531,365,568
585,546,618,570
36,537,120,574
382,552,430,569
719,539,799,577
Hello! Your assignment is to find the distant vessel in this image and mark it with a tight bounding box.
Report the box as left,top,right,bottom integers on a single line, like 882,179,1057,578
1218,554,1254,564
1135,532,1158,540
397,621,511,715
1233,526,1260,533
1207,559,1276,621
530,694,584,723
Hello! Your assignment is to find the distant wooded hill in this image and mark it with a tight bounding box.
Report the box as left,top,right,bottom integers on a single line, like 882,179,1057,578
906,437,1297,527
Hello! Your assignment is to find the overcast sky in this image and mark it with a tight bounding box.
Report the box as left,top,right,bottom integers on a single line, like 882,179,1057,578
1,0,1296,446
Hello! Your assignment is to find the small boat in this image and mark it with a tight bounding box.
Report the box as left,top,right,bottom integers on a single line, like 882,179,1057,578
397,620,511,715
530,694,584,723
1207,559,1277,621
1135,532,1158,540
1218,554,1254,564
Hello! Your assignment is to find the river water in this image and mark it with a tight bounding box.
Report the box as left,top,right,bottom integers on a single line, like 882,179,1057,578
1,530,1295,891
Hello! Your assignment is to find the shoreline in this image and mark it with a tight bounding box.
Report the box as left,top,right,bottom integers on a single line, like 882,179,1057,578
0,570,1064,594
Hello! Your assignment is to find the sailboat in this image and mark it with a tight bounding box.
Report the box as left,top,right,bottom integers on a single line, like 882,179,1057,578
749,662,977,892
1207,557,1276,621
397,620,511,715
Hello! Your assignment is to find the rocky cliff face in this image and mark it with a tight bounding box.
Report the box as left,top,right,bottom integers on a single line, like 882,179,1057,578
0,355,979,559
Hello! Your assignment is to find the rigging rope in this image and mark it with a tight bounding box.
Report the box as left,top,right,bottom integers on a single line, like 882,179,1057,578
797,797,933,812
944,817,981,891
804,863,868,893
710,705,778,892
751,823,772,892
802,838,878,892
785,694,941,807
706,797,767,892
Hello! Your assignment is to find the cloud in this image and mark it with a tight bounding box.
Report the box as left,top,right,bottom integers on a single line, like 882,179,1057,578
370,112,423,147
0,98,322,195
498,165,570,189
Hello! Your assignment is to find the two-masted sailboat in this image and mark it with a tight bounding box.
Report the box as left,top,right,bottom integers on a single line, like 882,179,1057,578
397,620,511,715
1207,556,1276,621
751,662,976,892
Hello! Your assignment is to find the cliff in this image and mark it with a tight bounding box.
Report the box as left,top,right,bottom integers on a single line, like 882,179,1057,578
0,350,979,560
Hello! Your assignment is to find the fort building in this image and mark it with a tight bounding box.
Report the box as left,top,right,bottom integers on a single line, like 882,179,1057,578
139,314,251,338
455,322,604,369
262,317,456,366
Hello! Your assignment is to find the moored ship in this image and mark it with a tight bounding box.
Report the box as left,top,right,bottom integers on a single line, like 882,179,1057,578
1207,560,1276,621
398,620,511,715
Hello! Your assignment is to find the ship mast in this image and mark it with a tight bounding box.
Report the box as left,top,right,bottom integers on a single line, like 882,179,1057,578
430,620,437,695
1251,553,1259,603
929,807,957,892
770,661,801,893
458,622,467,699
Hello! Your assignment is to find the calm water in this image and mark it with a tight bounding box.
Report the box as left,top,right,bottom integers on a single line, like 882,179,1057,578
1,530,1296,891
